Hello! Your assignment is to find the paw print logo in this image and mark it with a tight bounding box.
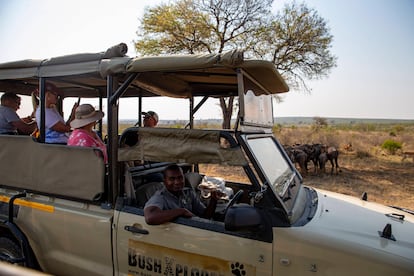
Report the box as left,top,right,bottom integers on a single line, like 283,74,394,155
163,257,174,276
231,262,246,276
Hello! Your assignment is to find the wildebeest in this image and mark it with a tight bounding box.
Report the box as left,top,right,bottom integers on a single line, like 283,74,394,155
292,149,308,175
326,146,340,175
284,145,308,175
318,152,328,174
284,143,340,176
294,143,324,174
309,143,323,173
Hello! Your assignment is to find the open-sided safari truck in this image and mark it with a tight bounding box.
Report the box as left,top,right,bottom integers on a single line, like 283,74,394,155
0,44,413,276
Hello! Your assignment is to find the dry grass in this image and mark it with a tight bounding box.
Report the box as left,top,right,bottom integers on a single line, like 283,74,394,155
277,125,414,210
304,153,414,210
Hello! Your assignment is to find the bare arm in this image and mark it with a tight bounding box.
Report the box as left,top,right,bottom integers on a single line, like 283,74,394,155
201,191,222,219
50,102,78,133
45,101,78,133
51,121,71,133
144,206,193,225
12,120,37,135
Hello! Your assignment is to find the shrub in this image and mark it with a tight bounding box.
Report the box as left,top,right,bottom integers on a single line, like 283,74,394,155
392,125,405,133
273,124,282,133
312,116,328,131
381,139,402,154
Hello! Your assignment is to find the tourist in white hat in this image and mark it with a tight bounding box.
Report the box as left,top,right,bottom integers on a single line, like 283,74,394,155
67,104,107,163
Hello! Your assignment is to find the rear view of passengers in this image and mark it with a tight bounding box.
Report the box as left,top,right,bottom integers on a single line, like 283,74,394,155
35,83,78,143
0,92,37,135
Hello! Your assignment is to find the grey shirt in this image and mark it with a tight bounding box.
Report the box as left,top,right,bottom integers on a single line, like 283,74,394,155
0,106,19,134
144,186,206,217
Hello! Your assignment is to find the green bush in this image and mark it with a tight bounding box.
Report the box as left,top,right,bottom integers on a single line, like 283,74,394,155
381,139,402,154
392,125,405,133
272,124,282,133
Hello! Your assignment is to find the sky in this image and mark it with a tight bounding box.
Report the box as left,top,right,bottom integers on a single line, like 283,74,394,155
0,0,413,121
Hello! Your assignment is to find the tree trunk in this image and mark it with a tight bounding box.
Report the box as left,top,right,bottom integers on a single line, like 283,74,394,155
220,97,234,129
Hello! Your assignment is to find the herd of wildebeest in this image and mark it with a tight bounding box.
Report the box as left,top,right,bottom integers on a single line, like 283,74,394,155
283,143,340,176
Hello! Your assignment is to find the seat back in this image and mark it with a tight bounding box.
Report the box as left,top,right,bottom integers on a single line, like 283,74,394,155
136,181,164,208
184,172,204,190
123,163,136,204
0,135,105,201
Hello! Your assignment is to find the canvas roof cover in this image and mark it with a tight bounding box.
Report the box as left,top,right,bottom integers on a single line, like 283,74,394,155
0,45,289,99
118,127,247,166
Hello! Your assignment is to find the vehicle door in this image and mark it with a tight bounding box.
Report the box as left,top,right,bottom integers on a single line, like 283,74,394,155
114,199,273,276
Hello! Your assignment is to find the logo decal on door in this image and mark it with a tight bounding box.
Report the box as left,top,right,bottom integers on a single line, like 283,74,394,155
128,239,255,276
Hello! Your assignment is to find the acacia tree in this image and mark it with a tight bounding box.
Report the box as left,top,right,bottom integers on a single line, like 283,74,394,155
135,0,336,128
135,0,213,55
312,116,328,131
252,2,337,92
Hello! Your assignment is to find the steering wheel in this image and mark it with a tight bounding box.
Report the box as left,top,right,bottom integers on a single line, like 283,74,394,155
223,190,244,215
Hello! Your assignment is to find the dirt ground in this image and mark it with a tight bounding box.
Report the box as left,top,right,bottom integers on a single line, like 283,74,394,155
302,153,414,210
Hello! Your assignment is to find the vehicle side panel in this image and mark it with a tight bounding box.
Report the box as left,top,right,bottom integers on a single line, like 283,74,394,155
114,206,273,276
0,192,114,276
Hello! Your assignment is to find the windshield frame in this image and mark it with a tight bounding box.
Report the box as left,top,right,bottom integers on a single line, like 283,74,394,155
239,133,302,215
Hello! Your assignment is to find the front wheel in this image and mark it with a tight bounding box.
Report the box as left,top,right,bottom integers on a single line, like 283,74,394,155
0,237,23,265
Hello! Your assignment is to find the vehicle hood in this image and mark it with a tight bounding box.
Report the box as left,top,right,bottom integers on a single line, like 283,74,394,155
273,188,414,275
308,188,414,262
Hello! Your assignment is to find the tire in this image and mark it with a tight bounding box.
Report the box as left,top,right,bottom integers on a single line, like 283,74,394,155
0,237,23,265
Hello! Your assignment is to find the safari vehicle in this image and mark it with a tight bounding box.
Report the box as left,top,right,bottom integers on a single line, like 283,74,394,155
0,44,413,276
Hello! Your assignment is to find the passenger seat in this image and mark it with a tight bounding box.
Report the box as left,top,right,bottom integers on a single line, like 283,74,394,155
135,182,164,208
185,172,204,191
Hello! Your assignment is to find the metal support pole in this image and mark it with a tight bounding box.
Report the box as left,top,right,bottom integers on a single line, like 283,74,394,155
39,78,46,143
236,68,245,129
106,76,119,205
98,93,103,137
106,73,139,203
193,96,209,114
138,95,142,127
189,97,194,129
109,73,138,105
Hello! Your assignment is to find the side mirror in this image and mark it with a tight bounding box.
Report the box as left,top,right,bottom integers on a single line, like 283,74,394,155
224,204,262,231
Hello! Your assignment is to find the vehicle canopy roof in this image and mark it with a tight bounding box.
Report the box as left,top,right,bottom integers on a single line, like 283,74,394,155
0,43,289,98
118,127,247,166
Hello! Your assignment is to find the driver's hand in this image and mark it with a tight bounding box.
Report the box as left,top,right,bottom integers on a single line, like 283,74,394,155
211,190,227,201
180,208,194,218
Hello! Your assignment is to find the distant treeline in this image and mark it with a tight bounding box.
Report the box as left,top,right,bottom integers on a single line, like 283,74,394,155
120,117,414,126
274,117,414,125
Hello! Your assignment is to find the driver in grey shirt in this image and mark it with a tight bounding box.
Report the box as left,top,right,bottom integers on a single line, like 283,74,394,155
144,164,223,225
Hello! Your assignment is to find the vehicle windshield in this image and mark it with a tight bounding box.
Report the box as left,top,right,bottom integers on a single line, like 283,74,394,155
243,135,298,212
